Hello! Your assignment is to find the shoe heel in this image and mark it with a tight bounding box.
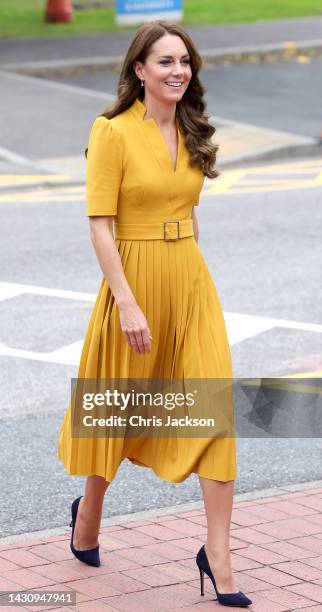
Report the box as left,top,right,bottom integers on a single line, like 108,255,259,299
196,545,252,607
199,567,205,596
70,496,100,568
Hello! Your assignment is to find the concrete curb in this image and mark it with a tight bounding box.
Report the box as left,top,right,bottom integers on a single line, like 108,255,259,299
1,38,322,77
1,479,322,547
218,140,322,169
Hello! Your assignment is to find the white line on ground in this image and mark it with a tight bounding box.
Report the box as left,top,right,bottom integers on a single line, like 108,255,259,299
0,281,96,302
0,70,115,101
225,311,322,345
0,281,321,366
0,341,84,366
0,144,35,167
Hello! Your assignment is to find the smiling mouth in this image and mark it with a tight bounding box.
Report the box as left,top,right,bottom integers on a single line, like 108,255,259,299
165,82,183,88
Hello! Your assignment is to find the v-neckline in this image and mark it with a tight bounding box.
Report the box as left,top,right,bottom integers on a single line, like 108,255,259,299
131,97,182,174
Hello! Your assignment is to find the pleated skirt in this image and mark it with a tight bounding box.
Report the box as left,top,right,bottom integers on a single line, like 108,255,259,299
57,236,237,483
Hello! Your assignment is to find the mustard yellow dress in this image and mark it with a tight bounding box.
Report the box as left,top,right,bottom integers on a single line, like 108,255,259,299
57,97,237,483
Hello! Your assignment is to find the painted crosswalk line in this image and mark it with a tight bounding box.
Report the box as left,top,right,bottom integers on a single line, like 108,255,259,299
0,281,96,303
0,281,321,367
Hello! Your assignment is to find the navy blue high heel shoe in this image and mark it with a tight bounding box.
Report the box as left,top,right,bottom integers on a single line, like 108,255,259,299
69,496,100,567
196,545,252,607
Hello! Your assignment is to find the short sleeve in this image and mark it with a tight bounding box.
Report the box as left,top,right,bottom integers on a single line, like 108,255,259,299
86,116,123,216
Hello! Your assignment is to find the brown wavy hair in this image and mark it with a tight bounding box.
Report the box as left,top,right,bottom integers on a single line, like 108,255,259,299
89,20,219,179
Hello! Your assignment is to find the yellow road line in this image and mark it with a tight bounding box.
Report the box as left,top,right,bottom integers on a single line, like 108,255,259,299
0,192,84,203
239,169,320,176
234,159,322,173
283,370,322,378
206,180,320,196
314,171,322,186
0,174,70,188
205,169,247,194
239,174,317,183
204,158,322,195
0,183,85,203
1,159,321,202
242,378,322,394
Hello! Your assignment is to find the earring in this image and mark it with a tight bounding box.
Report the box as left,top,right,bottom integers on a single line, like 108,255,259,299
141,79,144,87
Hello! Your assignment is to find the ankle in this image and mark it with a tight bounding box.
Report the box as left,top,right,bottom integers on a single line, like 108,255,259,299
203,544,236,593
78,498,102,527
205,541,230,559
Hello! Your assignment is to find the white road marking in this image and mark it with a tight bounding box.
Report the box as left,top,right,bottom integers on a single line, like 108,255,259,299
48,340,85,365
0,145,35,167
0,342,84,366
224,312,322,346
0,70,115,101
0,281,321,366
0,284,26,301
0,281,96,303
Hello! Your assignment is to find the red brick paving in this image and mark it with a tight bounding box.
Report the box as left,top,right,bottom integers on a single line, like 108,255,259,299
1,486,322,610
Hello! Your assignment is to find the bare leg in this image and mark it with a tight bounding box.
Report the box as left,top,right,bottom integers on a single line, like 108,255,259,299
73,475,109,550
199,477,238,594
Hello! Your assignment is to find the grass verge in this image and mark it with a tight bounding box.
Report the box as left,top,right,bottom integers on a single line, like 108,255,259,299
1,0,322,38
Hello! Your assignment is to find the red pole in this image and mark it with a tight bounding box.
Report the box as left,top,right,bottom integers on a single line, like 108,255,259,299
45,0,73,23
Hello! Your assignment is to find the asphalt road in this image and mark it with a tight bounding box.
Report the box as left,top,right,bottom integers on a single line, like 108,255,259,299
1,56,321,164
49,56,322,138
0,60,321,538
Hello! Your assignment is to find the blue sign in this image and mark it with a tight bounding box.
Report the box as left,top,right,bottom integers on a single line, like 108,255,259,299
116,0,183,25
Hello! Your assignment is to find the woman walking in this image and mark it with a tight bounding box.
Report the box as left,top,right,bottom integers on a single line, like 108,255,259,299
57,20,251,607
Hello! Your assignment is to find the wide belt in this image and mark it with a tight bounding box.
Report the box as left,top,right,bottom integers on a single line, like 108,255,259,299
114,218,194,241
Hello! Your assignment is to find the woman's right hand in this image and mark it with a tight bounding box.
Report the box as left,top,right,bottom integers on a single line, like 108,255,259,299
118,300,152,355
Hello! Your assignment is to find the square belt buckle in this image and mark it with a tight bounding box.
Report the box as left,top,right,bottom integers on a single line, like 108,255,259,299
164,220,180,241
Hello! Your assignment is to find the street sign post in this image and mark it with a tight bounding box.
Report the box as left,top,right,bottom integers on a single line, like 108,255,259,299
116,0,183,26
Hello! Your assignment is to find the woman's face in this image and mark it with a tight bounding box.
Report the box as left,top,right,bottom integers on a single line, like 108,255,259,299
135,33,192,104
